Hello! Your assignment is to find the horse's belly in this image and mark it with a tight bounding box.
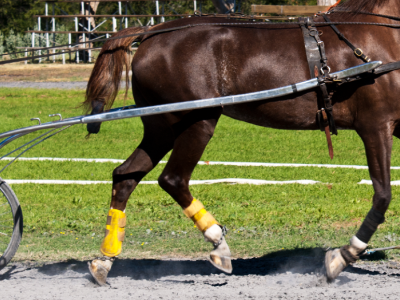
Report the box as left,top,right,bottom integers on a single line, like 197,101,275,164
221,97,320,130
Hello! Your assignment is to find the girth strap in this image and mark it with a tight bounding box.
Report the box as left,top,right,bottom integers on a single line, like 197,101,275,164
299,17,337,159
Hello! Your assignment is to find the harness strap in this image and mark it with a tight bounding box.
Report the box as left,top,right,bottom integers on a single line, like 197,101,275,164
323,14,371,63
299,17,337,159
299,17,323,79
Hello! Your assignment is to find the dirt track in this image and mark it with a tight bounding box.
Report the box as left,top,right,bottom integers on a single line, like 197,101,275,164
0,81,132,90
1,253,400,299
0,81,87,89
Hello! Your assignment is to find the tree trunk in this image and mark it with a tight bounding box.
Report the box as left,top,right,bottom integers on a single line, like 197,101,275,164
317,0,338,5
78,2,99,62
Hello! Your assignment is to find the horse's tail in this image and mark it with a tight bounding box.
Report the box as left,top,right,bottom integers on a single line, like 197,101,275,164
84,26,149,134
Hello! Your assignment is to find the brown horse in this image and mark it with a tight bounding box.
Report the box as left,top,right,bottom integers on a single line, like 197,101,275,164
85,0,400,285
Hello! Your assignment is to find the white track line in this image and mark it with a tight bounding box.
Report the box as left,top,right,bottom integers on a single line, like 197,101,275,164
3,157,399,169
2,157,126,164
3,179,321,185
358,179,400,186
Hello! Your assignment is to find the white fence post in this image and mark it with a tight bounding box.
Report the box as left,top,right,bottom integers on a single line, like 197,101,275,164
38,16,41,63
52,2,55,63
68,33,71,63
118,1,122,30
156,1,160,23
317,0,337,5
88,11,91,63
45,2,49,61
125,2,128,28
31,32,35,64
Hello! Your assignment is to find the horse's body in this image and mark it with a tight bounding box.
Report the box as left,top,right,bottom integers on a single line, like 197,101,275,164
86,0,400,284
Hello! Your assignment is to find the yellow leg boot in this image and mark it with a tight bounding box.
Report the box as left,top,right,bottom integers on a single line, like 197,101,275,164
183,199,232,273
88,209,126,286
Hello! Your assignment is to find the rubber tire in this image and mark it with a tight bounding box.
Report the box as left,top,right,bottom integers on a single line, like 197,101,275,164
0,179,23,271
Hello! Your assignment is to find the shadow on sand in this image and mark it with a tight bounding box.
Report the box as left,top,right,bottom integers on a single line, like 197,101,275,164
1,247,395,282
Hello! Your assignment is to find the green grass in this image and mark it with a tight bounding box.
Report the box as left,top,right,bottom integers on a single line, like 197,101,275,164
12,183,400,261
2,87,400,262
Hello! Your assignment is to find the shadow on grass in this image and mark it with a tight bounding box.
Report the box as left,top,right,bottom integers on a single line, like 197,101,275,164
2,247,397,283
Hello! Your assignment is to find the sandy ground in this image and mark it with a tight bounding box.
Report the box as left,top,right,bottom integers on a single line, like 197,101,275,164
0,81,89,89
0,64,130,87
0,81,132,90
1,254,400,299
0,64,93,83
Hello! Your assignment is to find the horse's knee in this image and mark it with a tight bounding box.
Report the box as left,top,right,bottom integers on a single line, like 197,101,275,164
158,173,187,195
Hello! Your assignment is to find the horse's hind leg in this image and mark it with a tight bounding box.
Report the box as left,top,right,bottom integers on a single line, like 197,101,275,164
325,121,394,282
88,118,174,285
157,108,232,273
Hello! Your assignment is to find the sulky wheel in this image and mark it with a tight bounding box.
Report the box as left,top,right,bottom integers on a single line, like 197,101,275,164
0,178,23,271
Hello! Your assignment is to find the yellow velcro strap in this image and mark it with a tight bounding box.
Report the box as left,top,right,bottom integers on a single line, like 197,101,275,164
118,217,126,228
194,211,220,232
183,198,204,218
100,209,126,257
191,208,207,223
183,199,220,232
117,231,125,242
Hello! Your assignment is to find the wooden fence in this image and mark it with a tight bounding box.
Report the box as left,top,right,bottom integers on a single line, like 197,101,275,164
251,5,330,19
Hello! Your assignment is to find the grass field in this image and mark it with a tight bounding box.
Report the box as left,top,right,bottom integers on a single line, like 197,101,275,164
2,87,400,262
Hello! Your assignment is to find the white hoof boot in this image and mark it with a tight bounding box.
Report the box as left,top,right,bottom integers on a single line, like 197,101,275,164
204,224,232,273
88,257,114,286
325,236,367,282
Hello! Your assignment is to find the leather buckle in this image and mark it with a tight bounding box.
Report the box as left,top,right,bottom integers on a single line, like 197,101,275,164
320,66,331,75
354,48,363,57
309,29,319,37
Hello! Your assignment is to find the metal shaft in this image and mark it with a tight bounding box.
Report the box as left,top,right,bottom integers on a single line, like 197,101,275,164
0,61,382,140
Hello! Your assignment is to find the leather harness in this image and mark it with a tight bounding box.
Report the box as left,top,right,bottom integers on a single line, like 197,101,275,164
299,17,336,159
299,12,400,159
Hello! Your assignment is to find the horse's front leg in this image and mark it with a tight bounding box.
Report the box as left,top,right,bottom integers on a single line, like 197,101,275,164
325,122,394,281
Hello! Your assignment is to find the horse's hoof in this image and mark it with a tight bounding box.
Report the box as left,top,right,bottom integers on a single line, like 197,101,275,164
324,248,347,282
208,237,232,274
88,258,114,286
208,253,232,273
